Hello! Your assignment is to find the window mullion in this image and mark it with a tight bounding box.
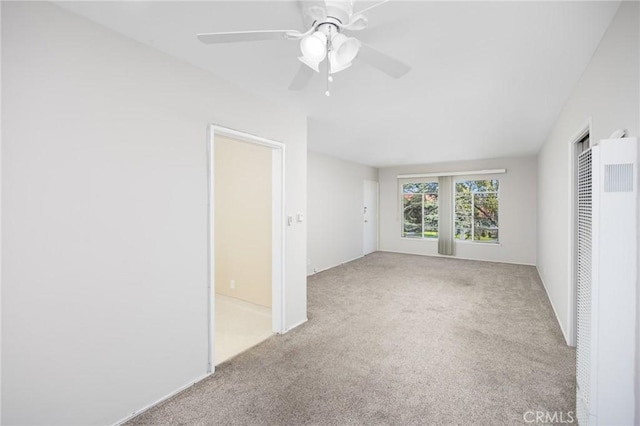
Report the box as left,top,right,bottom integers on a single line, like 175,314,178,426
421,193,425,239
471,192,475,241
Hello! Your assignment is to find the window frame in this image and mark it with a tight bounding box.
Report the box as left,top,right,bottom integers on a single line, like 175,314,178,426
454,178,500,244
399,179,439,240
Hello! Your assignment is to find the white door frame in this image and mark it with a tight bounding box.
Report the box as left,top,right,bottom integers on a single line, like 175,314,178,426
567,118,591,348
207,124,286,373
363,180,379,255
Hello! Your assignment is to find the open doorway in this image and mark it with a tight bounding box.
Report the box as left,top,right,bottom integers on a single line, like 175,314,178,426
207,125,285,372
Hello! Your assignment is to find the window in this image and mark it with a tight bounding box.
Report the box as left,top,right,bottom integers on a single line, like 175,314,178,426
402,182,438,239
455,180,499,243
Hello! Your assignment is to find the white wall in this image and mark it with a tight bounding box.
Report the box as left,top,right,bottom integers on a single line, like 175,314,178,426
379,156,537,265
215,136,272,308
1,2,307,425
536,1,639,345
307,151,378,275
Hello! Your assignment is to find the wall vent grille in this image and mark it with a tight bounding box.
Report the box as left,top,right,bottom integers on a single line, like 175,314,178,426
604,163,633,192
576,148,592,426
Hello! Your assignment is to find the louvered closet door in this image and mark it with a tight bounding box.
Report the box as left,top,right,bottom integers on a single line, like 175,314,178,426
576,148,592,426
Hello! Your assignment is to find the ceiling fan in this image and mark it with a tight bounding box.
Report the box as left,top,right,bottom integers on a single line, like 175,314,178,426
196,0,411,95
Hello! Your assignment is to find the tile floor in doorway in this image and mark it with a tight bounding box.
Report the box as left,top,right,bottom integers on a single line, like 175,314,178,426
215,294,273,364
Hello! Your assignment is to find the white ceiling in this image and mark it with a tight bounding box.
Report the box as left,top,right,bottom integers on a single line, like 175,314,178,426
56,1,620,167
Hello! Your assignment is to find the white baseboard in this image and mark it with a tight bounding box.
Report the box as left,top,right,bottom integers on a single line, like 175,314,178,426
379,249,536,267
112,372,212,426
307,255,365,276
536,267,570,346
114,316,307,426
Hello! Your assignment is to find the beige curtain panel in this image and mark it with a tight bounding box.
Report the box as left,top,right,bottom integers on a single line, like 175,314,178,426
438,175,455,256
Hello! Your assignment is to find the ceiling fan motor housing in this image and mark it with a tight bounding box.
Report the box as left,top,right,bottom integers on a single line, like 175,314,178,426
305,0,353,29
316,22,340,38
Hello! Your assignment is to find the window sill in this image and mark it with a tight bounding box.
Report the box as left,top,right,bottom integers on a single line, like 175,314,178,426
455,240,502,247
400,238,502,247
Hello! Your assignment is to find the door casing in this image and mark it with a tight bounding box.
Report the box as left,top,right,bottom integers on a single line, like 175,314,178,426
207,124,286,373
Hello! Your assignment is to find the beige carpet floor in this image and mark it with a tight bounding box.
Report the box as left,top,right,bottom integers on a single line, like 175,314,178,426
128,252,575,425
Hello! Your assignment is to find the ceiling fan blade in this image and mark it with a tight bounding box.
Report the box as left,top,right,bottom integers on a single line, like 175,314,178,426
289,63,315,90
353,0,391,16
357,42,411,78
342,14,369,31
197,30,300,44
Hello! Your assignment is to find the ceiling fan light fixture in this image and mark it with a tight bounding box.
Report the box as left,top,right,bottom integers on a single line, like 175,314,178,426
300,32,327,62
331,34,360,69
331,55,352,74
298,56,321,73
329,52,353,74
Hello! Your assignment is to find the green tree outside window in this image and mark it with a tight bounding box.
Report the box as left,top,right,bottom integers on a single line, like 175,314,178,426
402,182,438,239
455,180,499,243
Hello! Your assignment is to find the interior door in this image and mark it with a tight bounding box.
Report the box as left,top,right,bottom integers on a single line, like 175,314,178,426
363,180,378,255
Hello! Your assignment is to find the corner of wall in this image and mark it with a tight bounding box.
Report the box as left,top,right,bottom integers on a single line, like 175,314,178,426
536,266,571,346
